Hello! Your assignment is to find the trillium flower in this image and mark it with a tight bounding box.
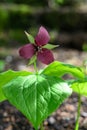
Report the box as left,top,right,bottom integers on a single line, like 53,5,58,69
19,26,57,65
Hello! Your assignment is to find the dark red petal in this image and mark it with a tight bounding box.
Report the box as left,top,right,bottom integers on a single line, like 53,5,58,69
19,44,36,59
35,26,50,46
37,48,54,65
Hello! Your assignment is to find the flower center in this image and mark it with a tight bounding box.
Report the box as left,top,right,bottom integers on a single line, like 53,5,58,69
37,46,42,52
35,45,43,52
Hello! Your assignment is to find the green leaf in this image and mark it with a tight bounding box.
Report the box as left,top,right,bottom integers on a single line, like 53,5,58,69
25,31,35,43
3,74,72,129
82,43,87,52
43,44,59,49
28,55,37,65
0,70,31,102
55,0,64,4
70,77,87,96
41,61,84,79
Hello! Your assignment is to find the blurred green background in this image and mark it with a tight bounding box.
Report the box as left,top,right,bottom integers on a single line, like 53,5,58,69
0,0,87,49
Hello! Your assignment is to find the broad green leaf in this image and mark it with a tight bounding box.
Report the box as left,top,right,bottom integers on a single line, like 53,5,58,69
70,77,87,96
0,70,31,102
3,74,72,129
28,55,37,65
43,43,59,49
41,61,84,79
25,31,35,43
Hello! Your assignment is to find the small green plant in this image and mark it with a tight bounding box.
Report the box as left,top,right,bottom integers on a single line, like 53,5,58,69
0,26,85,130
82,42,87,52
0,60,5,72
68,60,87,130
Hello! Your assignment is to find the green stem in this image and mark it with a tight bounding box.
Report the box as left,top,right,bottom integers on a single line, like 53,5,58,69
34,61,38,74
35,128,38,130
40,122,44,130
74,94,81,130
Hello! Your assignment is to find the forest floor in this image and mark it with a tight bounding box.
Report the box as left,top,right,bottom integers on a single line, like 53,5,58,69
0,47,87,130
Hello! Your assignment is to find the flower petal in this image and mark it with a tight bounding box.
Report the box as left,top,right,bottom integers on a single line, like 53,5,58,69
19,44,36,59
35,26,50,46
37,48,54,65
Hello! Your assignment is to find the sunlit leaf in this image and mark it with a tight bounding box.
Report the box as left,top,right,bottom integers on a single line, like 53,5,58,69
3,74,72,129
0,70,31,102
70,77,87,96
41,61,84,79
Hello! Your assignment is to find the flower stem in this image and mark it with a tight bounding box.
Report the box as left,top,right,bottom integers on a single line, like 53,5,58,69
34,61,38,74
40,122,44,130
35,128,38,130
74,94,81,130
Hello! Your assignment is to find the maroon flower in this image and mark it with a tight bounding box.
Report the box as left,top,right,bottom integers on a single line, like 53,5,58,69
19,26,54,65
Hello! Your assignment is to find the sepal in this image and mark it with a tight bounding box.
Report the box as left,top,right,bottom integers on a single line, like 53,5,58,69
25,31,35,43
